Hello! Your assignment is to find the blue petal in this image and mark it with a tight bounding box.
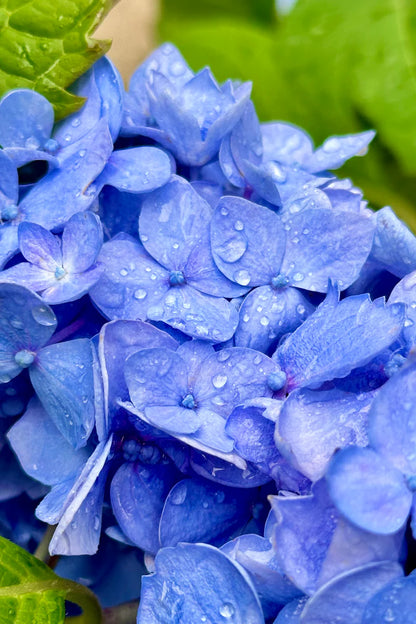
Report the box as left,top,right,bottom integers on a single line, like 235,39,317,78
29,339,96,449
0,284,56,382
18,221,62,270
275,285,405,390
146,284,239,342
278,388,373,481
7,399,89,486
110,460,177,554
362,570,416,623
369,206,416,278
176,340,215,383
137,543,264,624
159,478,252,548
0,89,54,149
139,176,213,271
61,211,103,273
0,224,19,269
300,562,403,624
389,273,416,349
20,118,113,230
40,264,104,304
222,534,302,619
125,347,188,409
211,196,286,287
326,446,412,534
273,597,308,623
89,235,170,321
305,131,375,172
235,285,314,353
98,320,177,439
48,436,112,555
36,476,77,524
54,56,123,145
280,208,375,292
0,262,57,292
96,147,171,193
219,134,245,187
194,347,277,417
0,150,18,204
368,360,416,475
3,147,58,169
261,122,314,166
190,451,270,488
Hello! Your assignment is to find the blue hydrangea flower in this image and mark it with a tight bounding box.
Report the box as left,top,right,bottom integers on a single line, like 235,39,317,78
0,212,104,304
210,196,374,352
90,176,243,341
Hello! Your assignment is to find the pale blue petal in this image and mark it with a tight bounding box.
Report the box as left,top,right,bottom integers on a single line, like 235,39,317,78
7,398,89,486
0,224,19,269
363,571,416,624
0,150,18,204
278,388,373,481
147,284,239,342
40,263,104,304
368,360,416,475
275,286,405,390
222,534,302,619
20,119,113,230
300,562,403,624
211,196,285,287
326,446,412,534
0,263,57,292
159,478,252,547
110,460,176,554
305,131,375,172
0,89,54,148
280,208,375,292
98,320,177,439
96,147,171,193
137,543,264,624
190,451,270,488
62,211,103,273
235,285,314,353
0,284,56,382
261,122,314,166
48,436,112,555
369,206,416,278
29,339,96,449
139,176,213,270
36,475,77,524
89,235,170,321
18,221,62,270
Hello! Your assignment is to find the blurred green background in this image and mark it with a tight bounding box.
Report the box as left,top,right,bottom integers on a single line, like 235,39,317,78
99,0,416,230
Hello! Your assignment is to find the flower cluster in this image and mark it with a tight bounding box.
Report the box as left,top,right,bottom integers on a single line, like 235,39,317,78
2,43,416,622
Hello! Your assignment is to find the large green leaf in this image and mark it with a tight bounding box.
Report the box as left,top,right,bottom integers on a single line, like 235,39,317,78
0,536,101,623
160,0,416,230
0,0,118,120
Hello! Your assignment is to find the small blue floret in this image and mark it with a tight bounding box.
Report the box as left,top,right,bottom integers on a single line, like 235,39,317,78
271,274,289,289
267,370,287,391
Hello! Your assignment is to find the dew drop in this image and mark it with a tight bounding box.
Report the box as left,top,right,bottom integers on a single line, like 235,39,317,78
31,305,56,327
219,603,235,618
202,501,209,509
260,316,270,326
234,220,244,231
322,137,341,153
234,269,251,286
119,268,128,276
170,483,187,505
212,374,227,389
292,272,304,282
134,289,147,300
214,491,225,503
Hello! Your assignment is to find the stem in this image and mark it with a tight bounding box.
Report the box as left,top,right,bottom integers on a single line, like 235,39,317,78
34,524,57,566
103,600,140,624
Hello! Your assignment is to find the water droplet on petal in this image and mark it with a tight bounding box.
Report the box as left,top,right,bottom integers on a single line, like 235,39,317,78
322,137,341,153
170,483,187,505
234,220,244,231
234,269,251,286
31,305,56,327
292,272,304,282
219,603,235,618
134,289,147,300
212,374,227,389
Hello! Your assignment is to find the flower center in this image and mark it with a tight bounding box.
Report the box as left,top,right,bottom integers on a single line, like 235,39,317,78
181,393,196,409
407,475,416,493
1,204,19,221
267,370,287,392
271,274,289,289
54,266,67,280
169,270,186,286
14,349,35,368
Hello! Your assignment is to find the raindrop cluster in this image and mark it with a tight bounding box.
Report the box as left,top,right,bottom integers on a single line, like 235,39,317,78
1,43,416,623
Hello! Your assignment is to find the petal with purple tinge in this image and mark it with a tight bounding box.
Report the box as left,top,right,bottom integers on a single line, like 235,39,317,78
62,211,103,273
18,221,62,271
326,447,412,534
96,147,171,194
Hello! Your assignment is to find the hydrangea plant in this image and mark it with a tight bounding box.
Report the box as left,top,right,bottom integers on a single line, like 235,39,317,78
2,37,416,624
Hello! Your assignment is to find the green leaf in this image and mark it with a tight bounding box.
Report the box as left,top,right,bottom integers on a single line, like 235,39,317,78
0,0,118,120
159,0,416,230
0,536,102,623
